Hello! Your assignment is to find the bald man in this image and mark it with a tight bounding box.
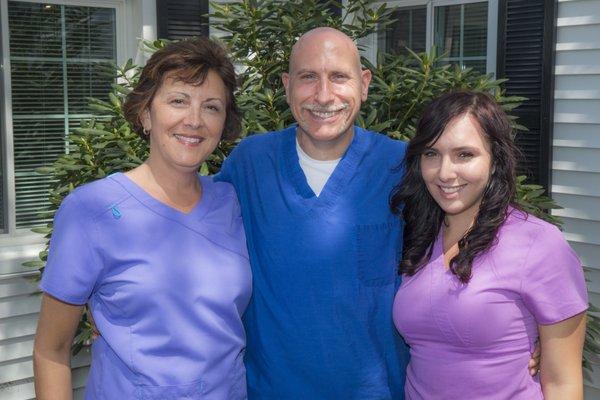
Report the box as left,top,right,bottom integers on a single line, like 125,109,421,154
217,27,409,399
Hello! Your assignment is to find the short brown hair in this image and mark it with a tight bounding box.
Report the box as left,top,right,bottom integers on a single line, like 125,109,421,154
123,37,241,141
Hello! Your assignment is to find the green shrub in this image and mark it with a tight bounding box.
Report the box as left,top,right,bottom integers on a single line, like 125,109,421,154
33,0,597,371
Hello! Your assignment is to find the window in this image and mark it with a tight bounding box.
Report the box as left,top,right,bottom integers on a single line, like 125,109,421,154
434,2,488,72
377,0,495,75
1,1,117,232
378,6,427,56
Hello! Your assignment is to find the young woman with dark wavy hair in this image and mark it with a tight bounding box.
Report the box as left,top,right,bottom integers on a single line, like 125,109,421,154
390,91,588,399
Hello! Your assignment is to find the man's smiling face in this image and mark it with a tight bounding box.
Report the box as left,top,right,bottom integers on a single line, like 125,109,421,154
282,29,371,153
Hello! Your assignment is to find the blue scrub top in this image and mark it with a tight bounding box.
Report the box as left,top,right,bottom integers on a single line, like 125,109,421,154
41,173,252,400
217,126,410,399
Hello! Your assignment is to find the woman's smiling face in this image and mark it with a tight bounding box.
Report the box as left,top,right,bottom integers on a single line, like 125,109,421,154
142,70,227,173
420,113,493,225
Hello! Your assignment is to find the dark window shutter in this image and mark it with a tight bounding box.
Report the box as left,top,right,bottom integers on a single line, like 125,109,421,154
156,0,209,40
496,0,556,188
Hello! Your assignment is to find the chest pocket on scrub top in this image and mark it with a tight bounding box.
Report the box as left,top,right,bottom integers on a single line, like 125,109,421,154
355,220,400,287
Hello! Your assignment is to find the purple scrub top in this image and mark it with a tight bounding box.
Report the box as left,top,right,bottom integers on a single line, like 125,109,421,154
41,173,252,399
393,209,588,399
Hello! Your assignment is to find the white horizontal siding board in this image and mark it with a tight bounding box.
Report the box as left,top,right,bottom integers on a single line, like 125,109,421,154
0,243,44,275
556,49,600,67
553,122,600,148
0,351,90,385
0,335,35,363
0,293,41,320
585,267,600,294
0,314,37,342
555,88,600,99
561,217,600,245
555,65,600,75
585,385,600,400
0,378,35,400
570,241,600,271
552,193,600,222
552,147,600,172
556,23,600,49
554,99,600,123
552,170,600,196
0,277,38,298
557,0,600,19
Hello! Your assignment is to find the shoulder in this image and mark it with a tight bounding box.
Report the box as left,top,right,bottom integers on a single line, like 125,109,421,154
232,127,292,155
58,174,131,221
202,176,238,203
502,209,564,244
497,208,578,266
358,127,407,157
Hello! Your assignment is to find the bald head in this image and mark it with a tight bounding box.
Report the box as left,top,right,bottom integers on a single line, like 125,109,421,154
289,27,362,73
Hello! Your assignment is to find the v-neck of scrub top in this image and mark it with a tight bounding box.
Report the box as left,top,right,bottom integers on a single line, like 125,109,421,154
281,125,368,211
109,172,214,232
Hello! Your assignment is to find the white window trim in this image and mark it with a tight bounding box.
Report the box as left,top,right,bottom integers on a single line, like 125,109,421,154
0,0,128,239
361,0,497,77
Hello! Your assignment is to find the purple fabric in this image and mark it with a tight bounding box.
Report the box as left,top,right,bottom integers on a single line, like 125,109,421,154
40,173,252,400
393,209,588,399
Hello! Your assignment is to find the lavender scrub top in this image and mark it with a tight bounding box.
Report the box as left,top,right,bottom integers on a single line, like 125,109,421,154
40,173,252,400
393,209,588,399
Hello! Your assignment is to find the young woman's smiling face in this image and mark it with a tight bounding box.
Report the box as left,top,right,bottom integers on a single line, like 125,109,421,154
420,113,493,225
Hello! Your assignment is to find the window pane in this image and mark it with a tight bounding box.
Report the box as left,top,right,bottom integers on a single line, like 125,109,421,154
8,1,116,228
378,6,427,56
434,2,488,74
463,2,488,57
435,5,462,58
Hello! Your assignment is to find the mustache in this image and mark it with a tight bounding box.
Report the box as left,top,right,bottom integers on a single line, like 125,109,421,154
302,103,349,112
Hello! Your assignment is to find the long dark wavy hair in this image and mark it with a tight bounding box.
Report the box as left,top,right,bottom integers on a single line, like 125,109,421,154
390,91,521,283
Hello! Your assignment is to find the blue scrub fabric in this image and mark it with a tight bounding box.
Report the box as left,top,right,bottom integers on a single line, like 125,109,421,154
216,125,410,399
40,173,252,400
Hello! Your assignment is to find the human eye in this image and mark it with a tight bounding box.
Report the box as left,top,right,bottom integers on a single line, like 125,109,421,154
300,73,316,81
458,151,474,159
169,97,186,106
422,149,437,158
332,73,348,82
204,103,222,113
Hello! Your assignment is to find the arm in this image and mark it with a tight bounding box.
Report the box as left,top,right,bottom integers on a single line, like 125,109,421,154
33,294,83,400
539,312,586,400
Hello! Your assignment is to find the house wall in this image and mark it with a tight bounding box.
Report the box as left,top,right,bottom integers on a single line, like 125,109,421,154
0,1,156,398
551,0,600,398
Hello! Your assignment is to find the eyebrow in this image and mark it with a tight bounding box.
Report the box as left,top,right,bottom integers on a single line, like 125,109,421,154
166,91,225,103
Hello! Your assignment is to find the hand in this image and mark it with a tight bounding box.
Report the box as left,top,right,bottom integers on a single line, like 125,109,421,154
528,340,541,376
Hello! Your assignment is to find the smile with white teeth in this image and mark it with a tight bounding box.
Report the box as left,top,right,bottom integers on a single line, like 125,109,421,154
173,134,203,144
304,104,348,119
439,185,466,194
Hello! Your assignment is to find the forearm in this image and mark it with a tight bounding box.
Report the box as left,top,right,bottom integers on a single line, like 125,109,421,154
541,381,582,400
33,347,74,400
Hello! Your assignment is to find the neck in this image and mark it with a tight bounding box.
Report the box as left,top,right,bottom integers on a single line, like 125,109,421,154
444,204,481,240
143,157,200,194
296,127,354,160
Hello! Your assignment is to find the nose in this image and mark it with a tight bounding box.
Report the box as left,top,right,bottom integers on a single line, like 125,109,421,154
184,106,204,130
315,78,334,104
438,156,457,182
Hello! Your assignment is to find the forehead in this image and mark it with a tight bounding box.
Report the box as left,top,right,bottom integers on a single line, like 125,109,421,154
290,34,360,73
157,70,226,95
432,114,490,149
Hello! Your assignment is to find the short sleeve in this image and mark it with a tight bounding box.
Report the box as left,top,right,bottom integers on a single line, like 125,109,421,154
40,193,103,305
520,224,588,325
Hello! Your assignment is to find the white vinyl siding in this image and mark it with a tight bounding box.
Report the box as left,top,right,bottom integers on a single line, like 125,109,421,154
551,0,600,397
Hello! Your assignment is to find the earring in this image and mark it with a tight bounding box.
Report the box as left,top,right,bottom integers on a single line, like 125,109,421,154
143,128,149,136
